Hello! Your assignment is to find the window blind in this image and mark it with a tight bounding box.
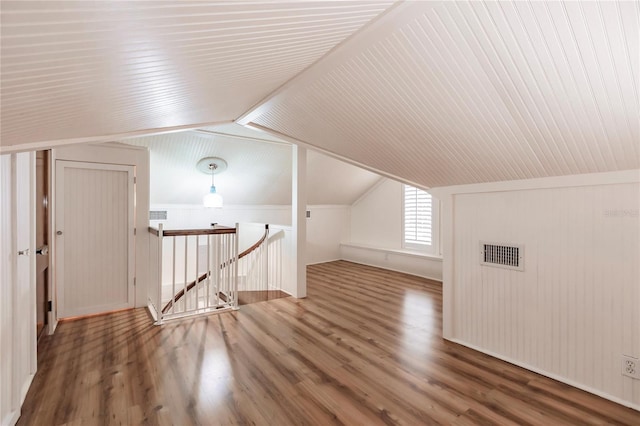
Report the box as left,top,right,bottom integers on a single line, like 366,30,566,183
404,185,432,246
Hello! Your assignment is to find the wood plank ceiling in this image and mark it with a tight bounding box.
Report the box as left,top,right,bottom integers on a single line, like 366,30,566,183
124,130,382,205
0,1,395,150
247,1,640,187
1,1,638,188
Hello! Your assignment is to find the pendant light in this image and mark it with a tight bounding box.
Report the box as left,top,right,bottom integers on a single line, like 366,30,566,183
197,157,227,208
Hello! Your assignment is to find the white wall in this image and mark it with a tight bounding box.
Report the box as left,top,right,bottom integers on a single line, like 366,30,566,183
432,170,640,410
1,153,37,426
306,205,349,264
150,204,348,266
350,179,402,247
346,178,443,280
54,143,150,310
149,204,291,229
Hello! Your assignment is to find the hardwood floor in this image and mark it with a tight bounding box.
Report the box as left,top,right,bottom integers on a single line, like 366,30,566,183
19,261,640,425
238,289,289,306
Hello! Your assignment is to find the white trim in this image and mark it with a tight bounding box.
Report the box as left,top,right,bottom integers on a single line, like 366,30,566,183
292,146,307,298
48,320,58,335
307,258,342,266
447,338,640,412
93,142,149,152
439,192,455,340
28,152,37,378
340,258,442,283
306,204,350,210
243,123,432,191
19,372,35,407
352,177,387,207
0,120,233,155
235,1,427,125
48,149,58,334
149,204,351,211
429,169,640,198
3,409,20,426
192,129,290,146
340,242,443,262
150,203,292,211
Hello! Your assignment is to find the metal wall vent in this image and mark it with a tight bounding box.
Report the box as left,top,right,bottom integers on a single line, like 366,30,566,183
149,210,167,221
480,242,524,271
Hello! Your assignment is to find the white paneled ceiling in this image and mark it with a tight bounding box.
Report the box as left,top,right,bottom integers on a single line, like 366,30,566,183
123,129,381,206
0,1,395,150
306,149,383,205
248,1,640,188
2,0,637,189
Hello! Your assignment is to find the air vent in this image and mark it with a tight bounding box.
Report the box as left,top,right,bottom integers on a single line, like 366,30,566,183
480,242,524,271
149,210,167,221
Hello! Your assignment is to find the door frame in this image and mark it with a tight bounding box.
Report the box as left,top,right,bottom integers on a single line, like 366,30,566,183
35,150,50,339
46,151,56,334
55,160,136,318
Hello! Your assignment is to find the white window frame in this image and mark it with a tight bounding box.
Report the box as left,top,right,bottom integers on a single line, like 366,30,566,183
402,184,439,255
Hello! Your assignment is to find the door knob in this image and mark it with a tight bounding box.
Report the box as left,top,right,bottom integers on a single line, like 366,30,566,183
18,248,30,256
36,245,49,255
56,231,63,236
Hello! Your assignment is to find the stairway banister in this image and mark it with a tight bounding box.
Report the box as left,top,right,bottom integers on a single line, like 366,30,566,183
160,224,269,315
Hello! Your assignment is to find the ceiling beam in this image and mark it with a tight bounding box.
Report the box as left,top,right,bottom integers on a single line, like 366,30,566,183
192,129,290,146
0,120,234,154
244,122,432,192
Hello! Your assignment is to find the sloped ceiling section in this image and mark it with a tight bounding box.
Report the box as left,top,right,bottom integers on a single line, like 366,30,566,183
0,0,396,150
249,1,640,188
123,129,381,206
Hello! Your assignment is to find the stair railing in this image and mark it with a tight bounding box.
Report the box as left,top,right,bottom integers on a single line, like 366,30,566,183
148,224,272,324
147,223,240,323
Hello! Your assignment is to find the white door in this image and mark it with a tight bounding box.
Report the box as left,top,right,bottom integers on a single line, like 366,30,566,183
55,161,135,318
15,152,36,390
1,152,36,422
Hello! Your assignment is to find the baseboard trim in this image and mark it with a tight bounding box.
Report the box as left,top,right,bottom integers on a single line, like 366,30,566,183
339,258,443,283
19,373,35,406
307,257,342,266
447,337,640,412
341,242,442,261
4,409,20,426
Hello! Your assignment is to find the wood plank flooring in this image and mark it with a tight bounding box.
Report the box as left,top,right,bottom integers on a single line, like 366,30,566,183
18,260,640,425
238,289,289,306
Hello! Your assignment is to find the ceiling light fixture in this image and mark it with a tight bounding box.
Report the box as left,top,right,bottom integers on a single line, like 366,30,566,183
197,157,227,208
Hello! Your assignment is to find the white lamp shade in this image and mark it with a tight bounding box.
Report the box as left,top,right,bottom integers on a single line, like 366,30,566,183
203,186,223,208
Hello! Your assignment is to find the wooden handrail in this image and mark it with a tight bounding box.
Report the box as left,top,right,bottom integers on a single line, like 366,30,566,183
163,227,236,237
148,226,236,237
161,225,269,314
239,225,269,258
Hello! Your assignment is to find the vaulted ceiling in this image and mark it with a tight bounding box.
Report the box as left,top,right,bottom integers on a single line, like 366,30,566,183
2,1,638,189
123,125,382,206
1,1,394,149
245,1,639,187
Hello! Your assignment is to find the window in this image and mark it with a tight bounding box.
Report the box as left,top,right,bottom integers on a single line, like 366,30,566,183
403,184,434,251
